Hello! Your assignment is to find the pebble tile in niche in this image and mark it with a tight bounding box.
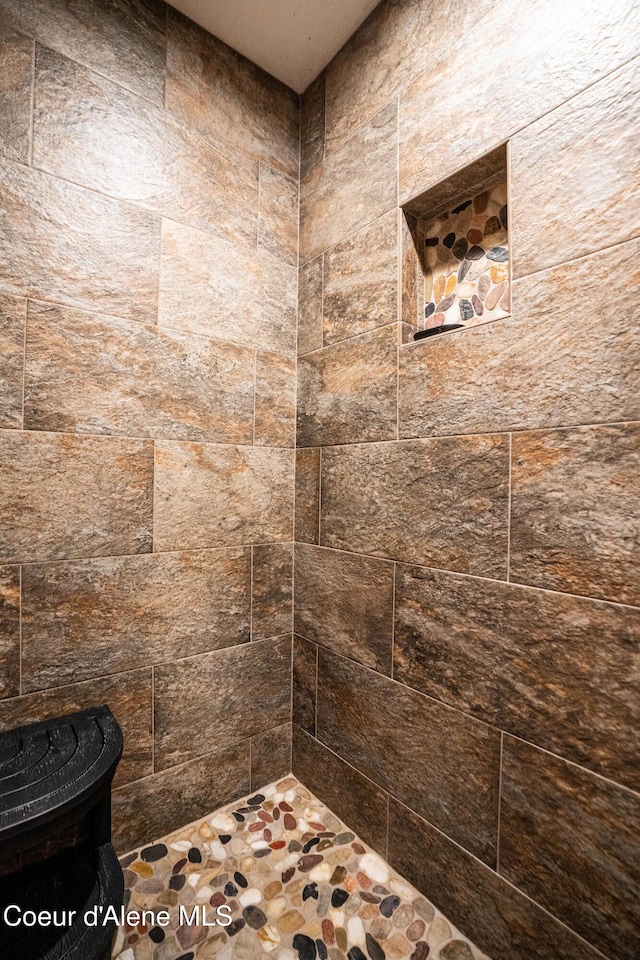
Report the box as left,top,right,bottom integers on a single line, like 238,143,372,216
112,777,490,960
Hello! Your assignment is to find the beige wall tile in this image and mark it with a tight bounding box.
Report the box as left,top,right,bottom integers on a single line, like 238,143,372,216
251,542,293,640
295,447,320,545
251,721,292,790
0,293,25,429
300,72,325,181
0,21,33,163
258,164,299,267
298,255,324,356
0,565,20,700
254,351,296,447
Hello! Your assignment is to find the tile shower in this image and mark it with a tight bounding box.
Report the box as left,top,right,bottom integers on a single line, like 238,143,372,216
0,2,638,960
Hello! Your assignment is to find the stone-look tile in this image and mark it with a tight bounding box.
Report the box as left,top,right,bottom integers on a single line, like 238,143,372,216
254,351,296,447
165,8,299,177
321,436,509,578
112,741,251,854
401,211,421,331
0,669,153,787
251,543,293,640
0,293,25,429
32,45,258,247
293,635,317,735
0,0,166,105
317,649,501,864
159,219,297,355
300,71,325,181
511,56,640,278
500,736,640,960
388,798,606,960
399,0,640,201
0,566,20,700
323,209,397,345
293,725,389,854
0,21,32,163
399,238,640,438
295,447,320,545
510,424,640,605
295,544,394,675
21,548,251,691
300,99,398,264
297,325,398,447
394,564,640,792
0,158,160,323
250,721,292,790
154,636,291,770
0,431,153,563
298,255,324,356
258,164,299,267
153,441,294,552
24,300,255,443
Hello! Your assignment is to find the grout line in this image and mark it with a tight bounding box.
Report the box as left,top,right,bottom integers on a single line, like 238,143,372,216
20,301,27,430
313,641,319,739
28,38,36,167
317,447,322,544
496,731,504,872
300,319,399,358
506,433,512,582
298,200,399,268
1,424,297,450
390,561,396,679
249,547,254,640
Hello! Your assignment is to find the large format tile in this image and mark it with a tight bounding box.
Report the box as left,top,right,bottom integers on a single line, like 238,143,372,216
154,637,291,770
159,219,297,355
153,441,293,552
24,300,255,442
500,736,640,960
250,721,292,790
0,157,160,323
254,351,296,447
398,238,640,437
0,566,20,700
294,544,394,674
0,669,153,787
165,8,299,176
511,56,640,277
317,649,501,864
293,635,317,735
321,436,509,578
251,542,293,640
258,164,299,267
394,564,640,791
0,293,25,428
21,548,251,690
299,100,398,263
300,71,325,181
298,255,324,356
297,325,398,446
0,20,32,163
295,447,320,545
0,430,153,562
510,424,640,605
388,798,606,960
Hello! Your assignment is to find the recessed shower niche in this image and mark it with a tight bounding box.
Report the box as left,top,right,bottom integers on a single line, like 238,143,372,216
401,144,510,342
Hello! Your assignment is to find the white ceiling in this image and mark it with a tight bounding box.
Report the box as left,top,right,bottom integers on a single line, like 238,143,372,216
168,0,381,94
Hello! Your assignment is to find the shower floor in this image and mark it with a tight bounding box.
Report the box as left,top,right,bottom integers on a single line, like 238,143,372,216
112,776,488,960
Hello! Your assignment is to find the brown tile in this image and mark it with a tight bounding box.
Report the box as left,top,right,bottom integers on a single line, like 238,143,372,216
21,548,251,691
500,736,640,960
388,798,606,960
165,8,299,176
0,157,160,324
24,300,255,443
159,219,297,355
153,441,293,552
293,724,388,855
300,71,325,181
295,447,321,545
511,57,640,278
511,424,640,605
0,0,166,105
295,544,394,674
0,430,153,563
298,255,324,356
112,741,251,854
394,564,640,792
0,566,20,700
293,635,317,736
317,649,500,864
0,293,25,429
297,325,398,446
258,164,299,267
398,238,640,438
254,351,296,447
154,636,291,770
251,721,292,790
323,209,397,345
299,99,397,264
0,669,153,787
252,543,293,640
0,21,32,163
321,436,509,578
400,211,421,331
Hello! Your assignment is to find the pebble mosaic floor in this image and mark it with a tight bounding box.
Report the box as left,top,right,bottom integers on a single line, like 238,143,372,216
112,776,489,960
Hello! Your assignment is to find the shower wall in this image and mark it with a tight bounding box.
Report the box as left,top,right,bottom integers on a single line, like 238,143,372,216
0,0,299,852
293,2,640,960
